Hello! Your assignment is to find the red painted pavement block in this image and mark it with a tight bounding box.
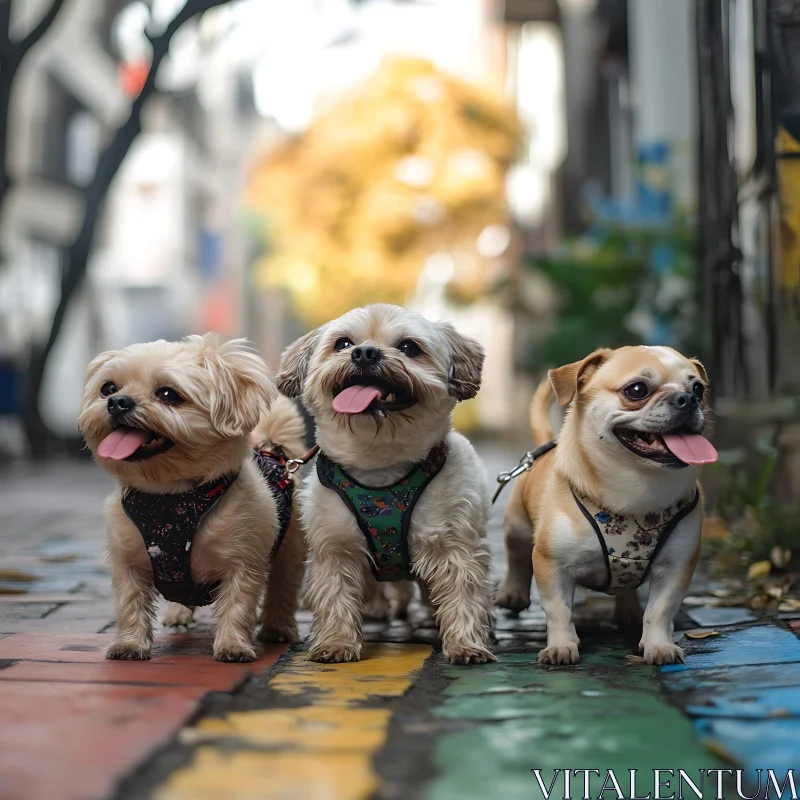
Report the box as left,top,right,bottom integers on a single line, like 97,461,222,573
0,681,202,800
0,633,287,800
0,659,261,690
0,632,285,665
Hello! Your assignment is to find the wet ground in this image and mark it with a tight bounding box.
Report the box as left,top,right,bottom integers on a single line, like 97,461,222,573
1,447,799,799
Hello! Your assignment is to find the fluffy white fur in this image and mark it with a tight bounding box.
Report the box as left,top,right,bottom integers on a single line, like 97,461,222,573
78,334,305,661
277,303,495,665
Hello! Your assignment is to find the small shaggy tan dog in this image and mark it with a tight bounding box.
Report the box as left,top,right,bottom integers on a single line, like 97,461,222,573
79,334,305,662
277,303,495,665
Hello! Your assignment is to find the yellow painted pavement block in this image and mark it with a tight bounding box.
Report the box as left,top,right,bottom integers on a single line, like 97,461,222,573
156,643,431,800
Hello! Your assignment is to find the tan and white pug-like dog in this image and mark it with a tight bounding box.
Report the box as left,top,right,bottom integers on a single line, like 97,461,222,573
497,346,717,665
277,303,496,665
79,334,305,662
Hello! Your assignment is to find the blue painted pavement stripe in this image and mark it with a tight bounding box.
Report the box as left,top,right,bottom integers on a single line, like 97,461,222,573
660,624,800,798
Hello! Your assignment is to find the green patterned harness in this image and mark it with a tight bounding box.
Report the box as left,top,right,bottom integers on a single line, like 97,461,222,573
316,443,448,581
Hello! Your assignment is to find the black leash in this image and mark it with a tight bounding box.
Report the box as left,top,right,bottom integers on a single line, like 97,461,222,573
491,440,557,505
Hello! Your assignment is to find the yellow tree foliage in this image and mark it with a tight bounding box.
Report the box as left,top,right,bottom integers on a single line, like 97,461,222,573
247,57,520,326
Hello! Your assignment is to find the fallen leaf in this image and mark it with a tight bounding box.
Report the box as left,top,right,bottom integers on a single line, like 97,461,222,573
37,554,77,563
685,630,722,639
702,516,730,541
0,587,28,595
625,655,645,664
779,599,800,612
770,708,791,718
770,546,790,569
683,596,720,606
713,596,750,607
747,593,769,610
747,560,772,580
0,570,38,582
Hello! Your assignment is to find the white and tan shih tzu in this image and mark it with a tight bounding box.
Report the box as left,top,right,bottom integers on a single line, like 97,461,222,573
277,303,496,665
78,334,307,662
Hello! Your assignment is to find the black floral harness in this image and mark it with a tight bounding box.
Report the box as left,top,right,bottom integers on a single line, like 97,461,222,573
121,450,294,607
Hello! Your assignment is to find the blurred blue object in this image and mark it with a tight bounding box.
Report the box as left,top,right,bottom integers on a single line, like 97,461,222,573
0,362,23,416
198,229,222,282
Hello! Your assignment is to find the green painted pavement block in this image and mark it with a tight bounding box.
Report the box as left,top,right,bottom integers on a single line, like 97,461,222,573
426,647,723,800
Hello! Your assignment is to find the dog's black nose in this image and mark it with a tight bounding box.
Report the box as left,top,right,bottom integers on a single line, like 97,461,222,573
669,391,698,411
351,346,382,367
108,395,136,417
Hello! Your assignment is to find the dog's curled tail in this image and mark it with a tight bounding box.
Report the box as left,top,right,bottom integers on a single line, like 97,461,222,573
250,394,308,460
529,376,555,447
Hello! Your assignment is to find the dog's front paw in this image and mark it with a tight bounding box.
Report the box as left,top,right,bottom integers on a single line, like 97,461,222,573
106,642,152,660
213,645,257,663
446,642,496,666
162,603,194,628
495,581,531,613
643,643,684,665
538,643,580,665
306,642,361,663
258,624,301,644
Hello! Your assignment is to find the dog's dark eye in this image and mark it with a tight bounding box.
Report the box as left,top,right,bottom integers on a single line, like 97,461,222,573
624,382,650,401
155,387,183,406
334,337,354,352
398,340,422,358
100,381,118,397
692,382,705,401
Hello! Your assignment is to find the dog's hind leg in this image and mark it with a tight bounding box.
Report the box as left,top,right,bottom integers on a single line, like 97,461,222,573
162,602,194,628
496,480,534,613
259,518,306,644
613,590,643,632
414,539,496,665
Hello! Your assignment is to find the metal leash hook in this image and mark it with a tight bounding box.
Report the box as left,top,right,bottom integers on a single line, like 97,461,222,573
491,440,557,505
285,444,320,476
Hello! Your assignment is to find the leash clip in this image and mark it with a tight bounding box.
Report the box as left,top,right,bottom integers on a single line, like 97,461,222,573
492,440,557,505
285,444,321,475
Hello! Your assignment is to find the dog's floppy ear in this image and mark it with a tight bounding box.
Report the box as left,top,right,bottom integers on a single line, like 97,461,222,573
549,348,612,406
200,335,276,437
84,351,117,385
276,329,319,398
689,358,709,385
438,322,485,401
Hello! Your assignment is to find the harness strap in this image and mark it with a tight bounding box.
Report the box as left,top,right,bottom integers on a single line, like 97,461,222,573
316,443,448,582
122,473,238,607
572,488,700,594
253,449,296,554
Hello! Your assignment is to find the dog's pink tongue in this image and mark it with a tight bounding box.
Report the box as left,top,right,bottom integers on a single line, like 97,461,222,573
332,385,382,414
662,432,718,465
97,428,148,460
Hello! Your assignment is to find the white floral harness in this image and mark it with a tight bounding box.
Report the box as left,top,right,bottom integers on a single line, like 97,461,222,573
571,488,700,594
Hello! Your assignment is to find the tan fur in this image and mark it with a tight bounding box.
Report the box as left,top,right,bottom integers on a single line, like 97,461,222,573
498,345,711,666
79,334,305,661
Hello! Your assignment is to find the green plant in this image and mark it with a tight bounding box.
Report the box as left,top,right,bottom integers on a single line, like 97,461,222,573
705,444,800,574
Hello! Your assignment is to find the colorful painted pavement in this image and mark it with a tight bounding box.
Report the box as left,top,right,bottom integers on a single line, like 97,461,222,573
1,458,799,799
